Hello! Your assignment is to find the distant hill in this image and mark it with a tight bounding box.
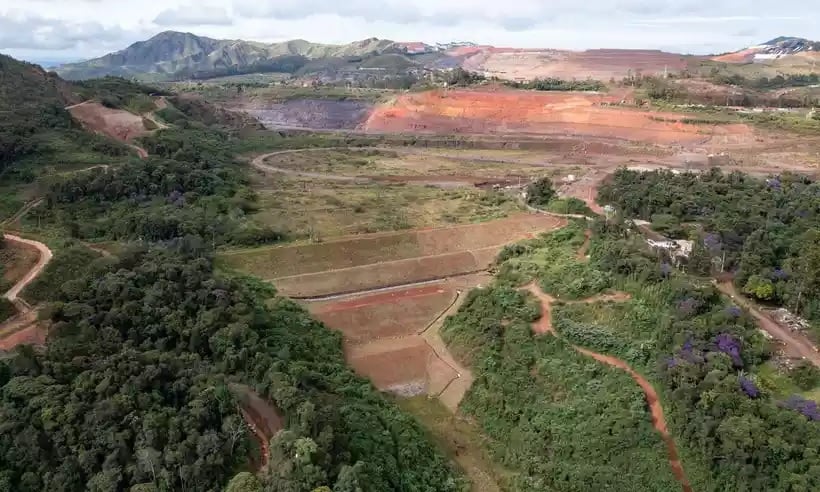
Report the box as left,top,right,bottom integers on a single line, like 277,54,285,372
713,37,820,63
56,31,419,81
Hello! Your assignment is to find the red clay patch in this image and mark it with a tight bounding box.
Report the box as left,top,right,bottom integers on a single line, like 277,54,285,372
364,89,751,145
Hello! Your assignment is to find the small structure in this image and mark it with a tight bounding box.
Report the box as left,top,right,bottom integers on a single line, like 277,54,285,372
646,238,693,262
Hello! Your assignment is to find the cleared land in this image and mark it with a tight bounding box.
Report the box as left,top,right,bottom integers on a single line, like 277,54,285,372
363,89,753,145
245,146,586,241
221,214,564,297
462,48,695,80
67,101,150,143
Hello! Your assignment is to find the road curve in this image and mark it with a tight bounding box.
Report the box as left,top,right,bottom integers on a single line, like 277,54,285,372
3,234,52,303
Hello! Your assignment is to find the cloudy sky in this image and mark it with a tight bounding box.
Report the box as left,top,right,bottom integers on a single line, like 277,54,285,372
0,0,816,63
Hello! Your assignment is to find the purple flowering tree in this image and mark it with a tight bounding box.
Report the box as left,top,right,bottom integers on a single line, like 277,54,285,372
782,396,820,421
714,333,743,366
725,306,742,318
739,375,759,398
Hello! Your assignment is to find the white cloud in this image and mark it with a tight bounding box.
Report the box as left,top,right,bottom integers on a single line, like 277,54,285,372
0,0,816,61
154,6,233,27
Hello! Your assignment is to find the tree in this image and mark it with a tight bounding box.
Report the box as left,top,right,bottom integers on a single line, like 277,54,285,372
743,275,775,301
224,472,262,492
526,177,556,207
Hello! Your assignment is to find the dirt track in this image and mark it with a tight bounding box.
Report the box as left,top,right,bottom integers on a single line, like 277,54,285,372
0,234,53,350
716,281,820,367
525,283,691,492
3,234,52,303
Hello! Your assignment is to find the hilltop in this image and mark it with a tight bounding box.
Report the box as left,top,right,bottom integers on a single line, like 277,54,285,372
713,36,820,63
56,31,413,81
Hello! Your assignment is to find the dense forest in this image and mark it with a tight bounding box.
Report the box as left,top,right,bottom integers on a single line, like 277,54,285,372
442,218,820,492
598,168,820,336
0,244,461,491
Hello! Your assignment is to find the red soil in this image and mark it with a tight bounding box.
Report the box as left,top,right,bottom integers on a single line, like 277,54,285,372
365,89,750,145
346,336,455,391
712,49,758,63
0,323,46,350
313,284,447,313
68,101,149,143
574,346,691,491
312,286,454,344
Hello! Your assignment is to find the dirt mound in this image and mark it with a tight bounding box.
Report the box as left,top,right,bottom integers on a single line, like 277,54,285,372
364,89,751,145
245,99,373,130
466,48,696,80
68,101,150,143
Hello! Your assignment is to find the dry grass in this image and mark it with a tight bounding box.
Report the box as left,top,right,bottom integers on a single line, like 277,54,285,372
396,396,509,492
218,214,563,283
250,173,522,240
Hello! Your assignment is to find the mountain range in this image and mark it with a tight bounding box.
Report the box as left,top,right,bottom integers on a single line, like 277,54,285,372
54,31,820,82
56,31,424,81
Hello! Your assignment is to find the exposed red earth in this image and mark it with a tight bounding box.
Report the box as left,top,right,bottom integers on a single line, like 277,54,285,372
363,89,752,145
66,100,152,159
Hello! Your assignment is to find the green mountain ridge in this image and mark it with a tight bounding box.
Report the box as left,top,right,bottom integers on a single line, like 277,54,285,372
56,31,407,81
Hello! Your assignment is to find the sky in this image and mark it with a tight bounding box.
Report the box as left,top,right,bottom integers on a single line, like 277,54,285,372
0,0,817,64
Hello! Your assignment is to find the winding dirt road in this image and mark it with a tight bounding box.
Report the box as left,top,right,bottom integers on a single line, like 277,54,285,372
2,234,52,303
524,283,692,492
0,234,53,349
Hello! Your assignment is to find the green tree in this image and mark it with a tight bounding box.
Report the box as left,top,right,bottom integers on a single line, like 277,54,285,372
743,275,775,301
224,472,262,492
526,177,556,207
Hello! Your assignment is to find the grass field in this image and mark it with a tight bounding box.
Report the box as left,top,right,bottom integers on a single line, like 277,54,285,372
258,147,566,179
250,174,522,240
244,144,580,242
396,396,509,492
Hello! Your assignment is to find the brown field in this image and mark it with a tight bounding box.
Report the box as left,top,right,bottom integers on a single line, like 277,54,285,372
363,89,753,145
345,336,458,395
220,213,563,280
68,101,150,143
311,285,454,344
275,247,495,298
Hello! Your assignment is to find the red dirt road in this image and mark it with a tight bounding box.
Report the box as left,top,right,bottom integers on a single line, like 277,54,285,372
525,283,691,492
716,281,820,367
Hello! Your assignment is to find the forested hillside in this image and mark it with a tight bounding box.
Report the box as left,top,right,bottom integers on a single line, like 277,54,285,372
599,168,820,337
442,218,820,492
0,53,462,491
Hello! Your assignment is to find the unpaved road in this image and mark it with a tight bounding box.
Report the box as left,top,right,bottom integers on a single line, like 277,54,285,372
717,281,820,367
525,283,692,492
3,234,52,303
0,234,52,349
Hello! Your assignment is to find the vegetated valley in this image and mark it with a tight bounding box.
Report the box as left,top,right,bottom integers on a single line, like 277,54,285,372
2,29,820,492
